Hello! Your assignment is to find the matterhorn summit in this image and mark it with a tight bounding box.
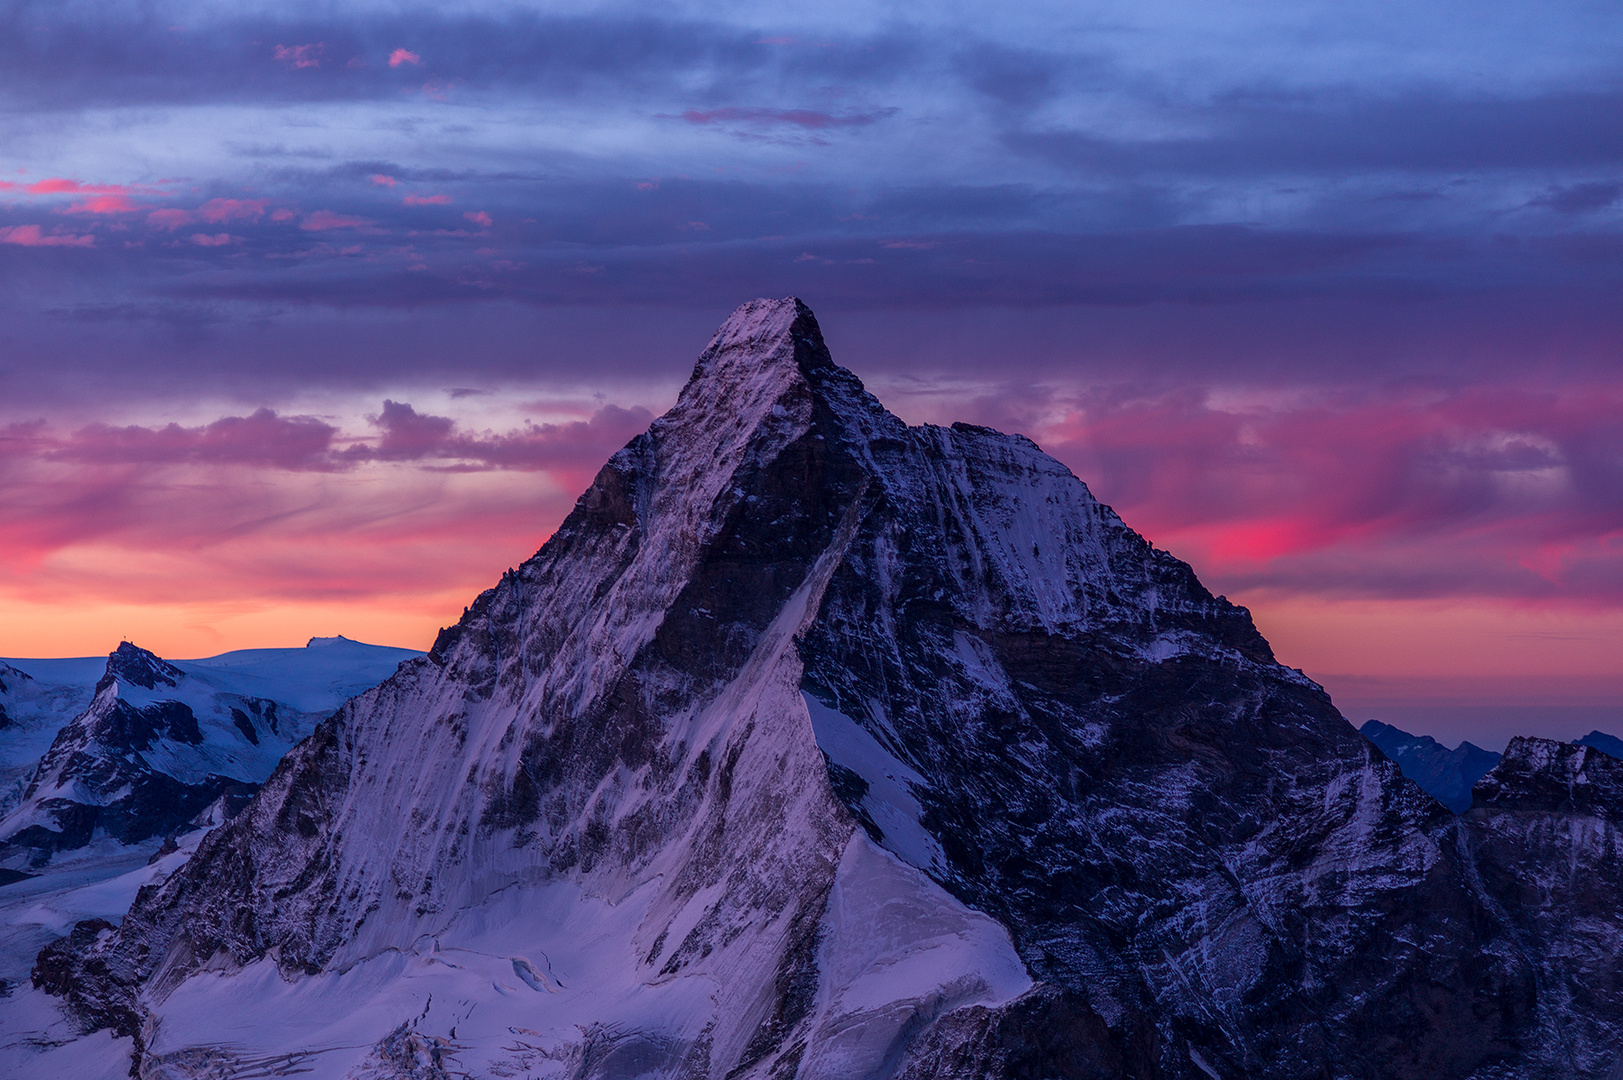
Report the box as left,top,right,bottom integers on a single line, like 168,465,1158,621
17,298,1623,1079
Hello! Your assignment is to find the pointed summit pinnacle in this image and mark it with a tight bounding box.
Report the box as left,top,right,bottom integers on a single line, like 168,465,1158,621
101,641,182,691
686,297,833,387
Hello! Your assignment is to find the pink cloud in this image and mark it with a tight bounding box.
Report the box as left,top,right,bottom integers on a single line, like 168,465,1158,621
146,209,194,230
63,193,140,215
360,400,455,460
464,210,492,227
52,409,339,470
0,225,94,247
0,401,659,647
991,380,1623,605
301,210,371,231
270,208,298,222
197,198,268,223
26,178,128,195
342,401,654,486
403,194,452,206
273,43,323,69
370,174,397,187
189,233,234,246
389,48,422,68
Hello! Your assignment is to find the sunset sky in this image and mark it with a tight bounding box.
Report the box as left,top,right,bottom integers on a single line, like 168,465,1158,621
2,1,1620,747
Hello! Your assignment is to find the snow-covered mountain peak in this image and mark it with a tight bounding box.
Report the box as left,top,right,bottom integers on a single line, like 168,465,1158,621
32,299,1623,1080
693,295,827,375
99,642,182,693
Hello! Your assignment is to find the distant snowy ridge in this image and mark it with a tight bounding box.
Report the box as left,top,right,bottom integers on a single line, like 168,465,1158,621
1359,720,1502,812
0,637,420,859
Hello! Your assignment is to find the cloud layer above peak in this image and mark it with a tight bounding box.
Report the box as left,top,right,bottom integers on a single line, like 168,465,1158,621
1,0,1619,730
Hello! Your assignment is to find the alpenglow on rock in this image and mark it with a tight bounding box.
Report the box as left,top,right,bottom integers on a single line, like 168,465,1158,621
22,299,1623,1079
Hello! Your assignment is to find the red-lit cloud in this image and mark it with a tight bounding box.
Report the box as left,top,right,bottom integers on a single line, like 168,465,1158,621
23,178,128,195
389,49,422,68
302,210,371,231
64,193,140,214
273,43,323,69
0,401,653,634
0,224,95,247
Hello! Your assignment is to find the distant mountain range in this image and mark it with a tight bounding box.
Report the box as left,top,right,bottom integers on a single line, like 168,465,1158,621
1360,720,1623,813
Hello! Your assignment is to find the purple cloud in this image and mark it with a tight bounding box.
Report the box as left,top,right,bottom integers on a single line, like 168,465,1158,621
51,409,340,470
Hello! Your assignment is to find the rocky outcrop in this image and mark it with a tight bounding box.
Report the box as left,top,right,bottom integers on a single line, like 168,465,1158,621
1459,739,1623,1076
32,299,1623,1079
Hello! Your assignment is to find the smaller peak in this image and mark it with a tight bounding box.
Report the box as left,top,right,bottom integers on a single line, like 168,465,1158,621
1472,735,1623,819
103,641,183,691
1577,730,1623,761
306,635,355,648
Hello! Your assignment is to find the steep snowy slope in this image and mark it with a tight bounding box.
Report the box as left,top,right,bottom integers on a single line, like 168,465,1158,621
29,299,1623,1079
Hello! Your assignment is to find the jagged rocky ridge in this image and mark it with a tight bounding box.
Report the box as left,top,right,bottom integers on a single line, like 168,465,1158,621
1357,720,1623,815
31,298,1623,1079
1359,719,1502,812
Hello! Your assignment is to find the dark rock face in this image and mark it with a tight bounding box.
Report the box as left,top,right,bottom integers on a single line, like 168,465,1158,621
1460,739,1623,1076
1361,719,1502,812
100,641,183,692
1471,736,1623,820
35,299,1623,1079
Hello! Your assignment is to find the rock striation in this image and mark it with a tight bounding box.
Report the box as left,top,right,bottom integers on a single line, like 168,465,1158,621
27,298,1623,1079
